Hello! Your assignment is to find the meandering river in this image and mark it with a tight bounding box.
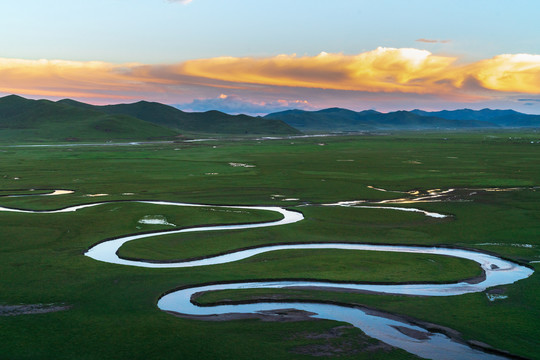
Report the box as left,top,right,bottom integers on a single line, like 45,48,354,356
2,190,533,359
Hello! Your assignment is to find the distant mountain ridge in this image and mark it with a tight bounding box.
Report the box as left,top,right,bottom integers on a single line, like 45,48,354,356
2,94,540,143
0,95,300,143
58,99,299,135
57,98,300,135
411,109,540,128
265,107,540,132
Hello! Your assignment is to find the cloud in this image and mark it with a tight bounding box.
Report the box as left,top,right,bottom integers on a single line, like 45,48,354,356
416,39,451,44
1,48,539,110
461,54,540,94
175,48,540,98
180,48,540,96
0,58,144,100
178,48,460,94
168,0,192,4
517,98,540,106
177,94,314,115
518,98,540,102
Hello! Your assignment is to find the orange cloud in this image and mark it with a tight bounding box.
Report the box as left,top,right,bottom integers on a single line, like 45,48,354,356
416,39,451,44
1,48,539,105
180,48,457,94
0,58,147,100
462,54,540,94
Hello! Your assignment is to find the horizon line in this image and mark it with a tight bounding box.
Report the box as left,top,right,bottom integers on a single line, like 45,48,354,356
2,93,539,117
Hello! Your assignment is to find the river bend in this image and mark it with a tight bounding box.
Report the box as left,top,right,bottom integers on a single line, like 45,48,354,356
1,192,533,359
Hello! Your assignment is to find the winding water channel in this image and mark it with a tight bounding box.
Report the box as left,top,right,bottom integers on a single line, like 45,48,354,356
2,190,534,359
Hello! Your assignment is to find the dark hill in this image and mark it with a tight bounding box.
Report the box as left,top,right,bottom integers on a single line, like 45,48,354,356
411,109,520,121
265,108,379,131
265,108,494,132
0,95,177,142
364,111,493,129
412,109,540,127
59,99,300,135
59,99,191,130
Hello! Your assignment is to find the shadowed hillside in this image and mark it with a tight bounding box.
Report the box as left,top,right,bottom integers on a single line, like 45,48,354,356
0,95,178,142
58,99,301,135
266,107,540,132
412,109,540,127
0,95,301,143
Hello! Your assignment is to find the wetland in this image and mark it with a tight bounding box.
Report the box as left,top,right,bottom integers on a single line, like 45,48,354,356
1,131,539,359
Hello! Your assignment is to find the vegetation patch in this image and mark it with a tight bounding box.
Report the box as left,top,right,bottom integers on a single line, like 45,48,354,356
0,303,71,316
289,325,394,357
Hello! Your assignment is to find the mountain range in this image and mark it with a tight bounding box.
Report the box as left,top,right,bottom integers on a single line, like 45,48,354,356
1,94,539,143
0,95,299,143
265,107,540,132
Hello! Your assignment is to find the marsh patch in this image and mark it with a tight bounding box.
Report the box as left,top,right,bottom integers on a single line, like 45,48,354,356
289,325,393,357
0,304,71,316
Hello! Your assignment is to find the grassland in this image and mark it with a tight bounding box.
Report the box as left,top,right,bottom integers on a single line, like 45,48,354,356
1,130,539,359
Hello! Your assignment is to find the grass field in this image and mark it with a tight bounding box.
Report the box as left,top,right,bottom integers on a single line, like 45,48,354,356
1,131,539,359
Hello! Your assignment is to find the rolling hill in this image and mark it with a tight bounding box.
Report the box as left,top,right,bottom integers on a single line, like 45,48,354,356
0,95,301,143
264,108,497,132
265,108,540,132
0,95,178,143
3,94,539,143
411,109,540,128
57,99,300,135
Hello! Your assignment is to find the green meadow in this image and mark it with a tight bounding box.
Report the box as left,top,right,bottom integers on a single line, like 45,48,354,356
1,131,539,359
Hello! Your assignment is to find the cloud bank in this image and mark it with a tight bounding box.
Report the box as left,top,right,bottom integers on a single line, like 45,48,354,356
1,48,539,112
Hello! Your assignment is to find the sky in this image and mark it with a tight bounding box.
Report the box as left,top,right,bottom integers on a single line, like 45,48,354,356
1,0,539,114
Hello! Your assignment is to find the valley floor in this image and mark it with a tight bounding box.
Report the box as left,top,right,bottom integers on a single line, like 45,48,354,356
0,131,539,359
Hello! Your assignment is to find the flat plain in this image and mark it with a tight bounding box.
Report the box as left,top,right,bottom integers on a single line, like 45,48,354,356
1,131,539,359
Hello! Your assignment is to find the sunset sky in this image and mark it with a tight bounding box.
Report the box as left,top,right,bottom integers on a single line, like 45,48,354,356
1,0,539,114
